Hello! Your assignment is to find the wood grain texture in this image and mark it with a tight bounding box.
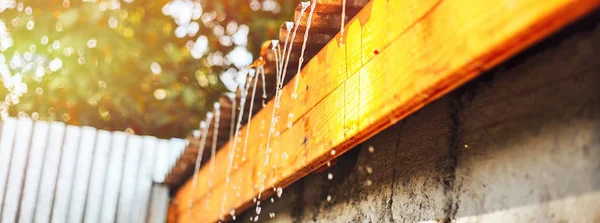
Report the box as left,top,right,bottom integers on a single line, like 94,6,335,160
163,0,367,189
171,0,600,222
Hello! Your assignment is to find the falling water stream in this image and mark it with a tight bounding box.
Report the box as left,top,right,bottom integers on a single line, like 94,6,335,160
227,70,254,182
260,65,267,108
209,102,221,185
292,0,317,99
278,22,294,88
192,1,325,220
288,0,318,129
250,2,312,221
227,93,236,143
221,70,254,220
271,40,281,83
340,0,347,45
263,22,292,170
264,2,309,170
278,2,309,99
242,68,260,162
188,112,213,213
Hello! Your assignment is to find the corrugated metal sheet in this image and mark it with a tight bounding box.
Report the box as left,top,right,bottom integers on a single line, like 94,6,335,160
0,118,185,223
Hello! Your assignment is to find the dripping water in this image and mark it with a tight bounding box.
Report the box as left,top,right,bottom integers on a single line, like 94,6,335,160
263,22,292,168
242,69,260,162
209,102,221,186
292,0,317,99
278,22,293,88
340,0,347,45
278,2,309,98
188,112,213,213
265,2,309,168
259,65,267,108
227,70,254,183
221,71,253,219
227,92,236,142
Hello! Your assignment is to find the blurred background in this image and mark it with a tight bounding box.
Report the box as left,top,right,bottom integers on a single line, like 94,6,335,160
0,0,299,138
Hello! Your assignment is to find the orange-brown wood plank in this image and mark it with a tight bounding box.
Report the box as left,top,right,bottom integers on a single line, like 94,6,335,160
170,0,600,222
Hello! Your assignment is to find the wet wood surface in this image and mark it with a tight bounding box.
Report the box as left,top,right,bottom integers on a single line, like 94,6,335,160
168,0,600,222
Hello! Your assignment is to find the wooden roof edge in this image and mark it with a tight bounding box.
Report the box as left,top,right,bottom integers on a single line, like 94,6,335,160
164,0,365,190
172,0,599,222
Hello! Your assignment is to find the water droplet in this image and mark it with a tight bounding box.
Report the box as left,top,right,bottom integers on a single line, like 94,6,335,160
108,17,118,29
40,36,48,45
52,40,60,50
276,187,283,198
76,48,84,56
87,38,97,48
327,161,331,167
25,6,32,15
54,47,65,56
366,166,373,174
368,145,375,153
269,212,275,218
365,179,372,186
154,89,167,100
32,112,39,120
327,173,333,180
464,144,469,148
291,92,298,98
287,113,294,128
55,22,63,32
255,206,261,214
98,80,107,88
98,2,108,11
150,62,161,74
327,195,332,202
63,113,71,121
330,150,336,155
48,58,63,71
11,18,18,27
270,197,274,203
26,20,34,30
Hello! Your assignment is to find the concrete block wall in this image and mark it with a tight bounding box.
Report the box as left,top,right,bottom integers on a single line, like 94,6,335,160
233,10,600,223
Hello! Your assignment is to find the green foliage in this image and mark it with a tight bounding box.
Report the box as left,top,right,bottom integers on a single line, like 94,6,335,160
0,0,295,138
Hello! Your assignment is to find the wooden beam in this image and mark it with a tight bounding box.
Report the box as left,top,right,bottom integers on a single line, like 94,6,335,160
163,0,369,190
170,0,600,222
